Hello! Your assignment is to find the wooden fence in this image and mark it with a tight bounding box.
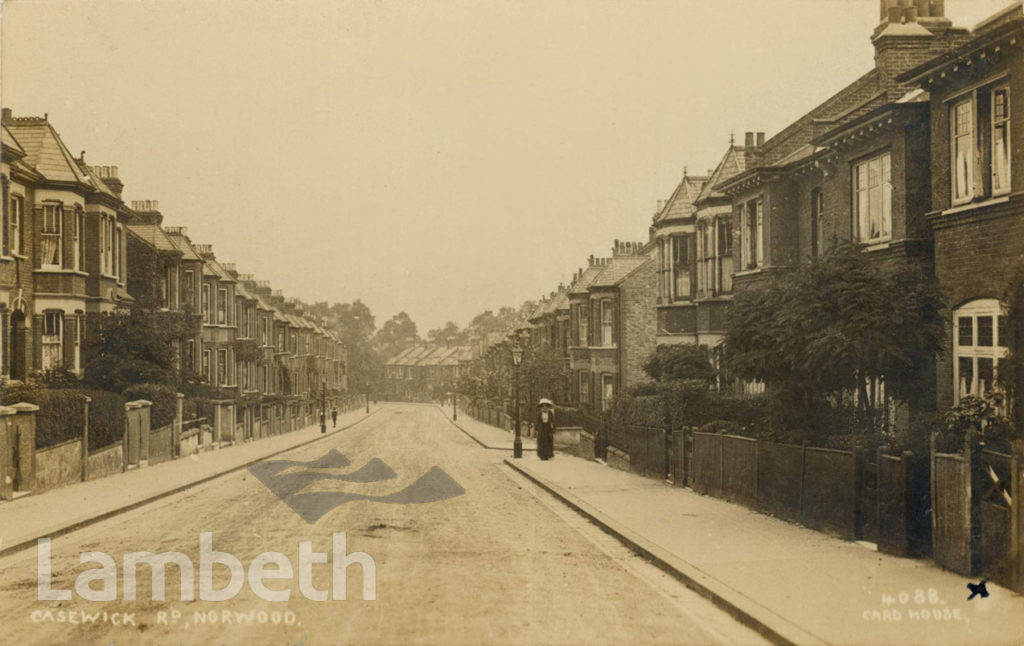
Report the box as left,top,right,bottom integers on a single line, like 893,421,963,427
930,435,1024,593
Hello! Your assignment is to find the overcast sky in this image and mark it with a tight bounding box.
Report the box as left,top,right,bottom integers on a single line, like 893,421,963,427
1,0,1014,332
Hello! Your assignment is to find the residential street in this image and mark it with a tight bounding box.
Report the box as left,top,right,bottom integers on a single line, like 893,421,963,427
0,403,766,646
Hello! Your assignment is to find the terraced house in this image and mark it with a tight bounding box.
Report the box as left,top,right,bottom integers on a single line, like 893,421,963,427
567,241,655,411
1,110,132,380
900,3,1024,416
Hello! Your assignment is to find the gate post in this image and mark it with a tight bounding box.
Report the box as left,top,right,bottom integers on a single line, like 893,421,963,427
81,396,91,482
0,407,15,500
174,393,183,458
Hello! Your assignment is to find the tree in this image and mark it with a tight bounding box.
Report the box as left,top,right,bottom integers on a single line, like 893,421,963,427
319,300,382,394
724,242,944,437
375,312,420,356
427,321,465,346
643,345,716,385
83,307,199,393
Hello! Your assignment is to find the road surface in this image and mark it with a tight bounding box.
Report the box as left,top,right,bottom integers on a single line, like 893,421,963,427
0,403,767,645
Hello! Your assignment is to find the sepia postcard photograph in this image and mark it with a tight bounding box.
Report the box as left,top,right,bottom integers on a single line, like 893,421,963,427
2,0,1024,644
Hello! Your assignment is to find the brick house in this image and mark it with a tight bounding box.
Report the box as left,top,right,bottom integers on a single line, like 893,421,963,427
648,141,751,392
898,3,1024,414
194,244,237,394
650,171,707,346
712,0,970,411
1,123,40,381
163,226,205,377
568,241,655,411
2,111,131,379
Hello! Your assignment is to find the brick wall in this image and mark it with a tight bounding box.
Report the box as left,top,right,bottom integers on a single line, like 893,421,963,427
933,204,1024,410
619,259,656,390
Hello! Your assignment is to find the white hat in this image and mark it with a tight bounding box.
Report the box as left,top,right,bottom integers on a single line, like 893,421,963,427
538,398,554,406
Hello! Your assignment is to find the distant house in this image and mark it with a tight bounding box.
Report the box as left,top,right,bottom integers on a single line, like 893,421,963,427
384,344,471,401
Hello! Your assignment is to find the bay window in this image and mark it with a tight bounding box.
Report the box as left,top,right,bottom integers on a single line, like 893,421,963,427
853,151,891,243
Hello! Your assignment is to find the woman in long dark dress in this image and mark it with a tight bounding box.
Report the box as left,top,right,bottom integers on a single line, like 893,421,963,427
536,399,555,460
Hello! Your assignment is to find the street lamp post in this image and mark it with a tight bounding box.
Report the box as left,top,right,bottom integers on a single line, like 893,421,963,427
366,391,370,414
320,380,327,434
452,391,457,421
511,341,524,459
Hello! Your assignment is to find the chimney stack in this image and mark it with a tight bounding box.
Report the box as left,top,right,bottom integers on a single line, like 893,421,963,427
744,132,754,149
1,108,11,121
756,132,765,147
91,165,124,197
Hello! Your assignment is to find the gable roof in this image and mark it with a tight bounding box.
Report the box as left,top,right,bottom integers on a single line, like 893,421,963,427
696,145,748,203
653,173,708,224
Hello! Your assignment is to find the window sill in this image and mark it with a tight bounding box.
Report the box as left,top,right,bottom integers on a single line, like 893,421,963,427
858,239,893,252
939,195,1010,217
733,268,764,277
34,268,89,277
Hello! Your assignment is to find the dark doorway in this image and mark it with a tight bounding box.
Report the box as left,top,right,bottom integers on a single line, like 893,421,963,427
9,310,25,380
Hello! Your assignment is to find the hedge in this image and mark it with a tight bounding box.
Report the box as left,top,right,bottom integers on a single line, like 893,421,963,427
82,389,127,452
1,385,85,449
123,383,177,430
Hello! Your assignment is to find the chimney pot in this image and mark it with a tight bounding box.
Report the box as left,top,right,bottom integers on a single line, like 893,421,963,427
1,108,11,121
756,132,765,147
744,132,754,148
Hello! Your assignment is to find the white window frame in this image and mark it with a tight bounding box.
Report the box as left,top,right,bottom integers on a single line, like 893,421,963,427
10,194,22,256
41,203,63,269
742,199,763,270
853,151,892,244
202,283,212,323
600,299,614,346
953,298,1009,405
951,96,976,205
576,303,587,346
217,288,227,325
992,84,1011,196
601,374,614,412
671,234,691,301
41,311,63,370
578,370,589,404
73,209,84,271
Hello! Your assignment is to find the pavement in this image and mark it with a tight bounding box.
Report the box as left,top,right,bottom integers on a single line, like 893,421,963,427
0,405,378,558
505,451,1024,646
438,405,538,451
